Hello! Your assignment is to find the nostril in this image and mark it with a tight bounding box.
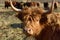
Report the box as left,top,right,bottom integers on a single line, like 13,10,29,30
28,18,31,21
28,29,31,32
27,29,34,35
24,27,34,35
29,29,31,31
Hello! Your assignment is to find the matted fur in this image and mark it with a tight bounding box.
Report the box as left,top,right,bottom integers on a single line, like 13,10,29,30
9,0,60,40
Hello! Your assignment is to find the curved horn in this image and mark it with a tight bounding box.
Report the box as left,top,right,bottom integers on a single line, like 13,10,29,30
9,0,21,12
50,0,55,13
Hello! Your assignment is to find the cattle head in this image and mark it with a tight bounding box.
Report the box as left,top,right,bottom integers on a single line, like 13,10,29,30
9,0,55,36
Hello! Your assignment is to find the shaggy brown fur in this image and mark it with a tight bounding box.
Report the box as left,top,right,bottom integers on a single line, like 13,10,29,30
19,7,60,40
9,0,60,40
15,7,45,36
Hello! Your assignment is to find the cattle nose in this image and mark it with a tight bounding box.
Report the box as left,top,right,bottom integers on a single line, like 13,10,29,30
23,28,32,36
24,27,34,35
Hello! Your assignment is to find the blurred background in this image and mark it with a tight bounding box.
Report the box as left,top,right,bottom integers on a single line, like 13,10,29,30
0,0,60,4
